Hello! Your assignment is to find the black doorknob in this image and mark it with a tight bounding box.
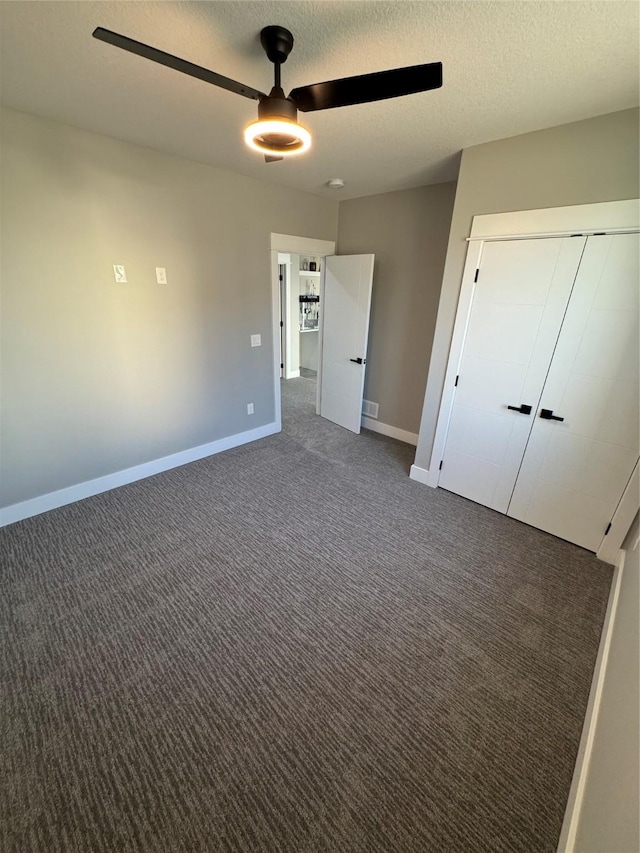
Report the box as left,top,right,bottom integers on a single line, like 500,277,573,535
540,408,564,421
507,404,532,415
349,357,365,364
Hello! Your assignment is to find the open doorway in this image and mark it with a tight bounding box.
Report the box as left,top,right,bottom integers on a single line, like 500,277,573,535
277,251,322,422
271,234,377,436
270,234,336,430
278,252,321,378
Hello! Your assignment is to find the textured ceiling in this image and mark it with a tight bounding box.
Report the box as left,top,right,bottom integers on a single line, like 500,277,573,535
1,1,638,200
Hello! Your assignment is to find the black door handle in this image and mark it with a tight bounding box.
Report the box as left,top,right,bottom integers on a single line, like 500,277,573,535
507,404,532,415
350,357,366,364
540,408,564,421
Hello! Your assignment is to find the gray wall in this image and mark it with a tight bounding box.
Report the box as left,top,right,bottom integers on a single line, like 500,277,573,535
0,108,338,507
572,515,640,853
414,108,640,469
337,182,456,435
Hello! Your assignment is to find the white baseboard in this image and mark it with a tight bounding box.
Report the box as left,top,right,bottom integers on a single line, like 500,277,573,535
556,548,626,853
0,422,280,528
361,417,418,446
409,464,430,485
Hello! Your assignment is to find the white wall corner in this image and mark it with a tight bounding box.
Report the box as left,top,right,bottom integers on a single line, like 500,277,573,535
0,422,280,528
555,547,626,853
409,464,430,485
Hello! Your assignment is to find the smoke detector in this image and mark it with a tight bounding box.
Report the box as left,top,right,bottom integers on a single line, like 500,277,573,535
327,178,345,189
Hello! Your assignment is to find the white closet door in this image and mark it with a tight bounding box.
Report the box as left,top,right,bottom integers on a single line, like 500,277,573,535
508,233,640,551
439,237,586,511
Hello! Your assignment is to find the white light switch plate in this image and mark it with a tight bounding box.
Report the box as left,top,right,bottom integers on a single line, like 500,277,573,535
155,267,167,284
251,334,261,347
113,264,127,283
247,403,254,415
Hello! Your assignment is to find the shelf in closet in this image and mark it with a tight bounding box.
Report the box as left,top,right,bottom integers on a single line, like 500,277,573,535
300,328,319,333
300,270,321,277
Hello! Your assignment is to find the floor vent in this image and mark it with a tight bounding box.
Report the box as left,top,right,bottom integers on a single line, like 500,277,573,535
362,400,379,419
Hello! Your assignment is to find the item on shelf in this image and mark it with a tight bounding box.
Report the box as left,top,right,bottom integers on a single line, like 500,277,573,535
309,261,317,271
299,293,320,331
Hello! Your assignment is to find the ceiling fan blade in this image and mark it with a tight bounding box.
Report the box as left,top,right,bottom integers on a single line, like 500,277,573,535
289,62,442,112
92,27,266,102
265,155,284,163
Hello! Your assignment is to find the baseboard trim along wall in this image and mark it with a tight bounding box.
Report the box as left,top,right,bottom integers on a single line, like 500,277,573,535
409,464,430,485
0,422,280,528
361,417,418,446
555,547,626,853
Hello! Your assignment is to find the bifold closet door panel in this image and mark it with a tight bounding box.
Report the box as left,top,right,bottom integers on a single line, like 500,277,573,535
508,233,640,551
439,237,586,512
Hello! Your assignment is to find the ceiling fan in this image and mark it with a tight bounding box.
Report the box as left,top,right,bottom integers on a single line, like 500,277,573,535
93,25,443,162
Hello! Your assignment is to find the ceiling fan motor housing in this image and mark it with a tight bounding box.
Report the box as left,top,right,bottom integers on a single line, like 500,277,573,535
256,87,302,149
259,88,297,123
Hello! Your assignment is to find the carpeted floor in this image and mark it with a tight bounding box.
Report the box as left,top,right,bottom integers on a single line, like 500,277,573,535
1,378,612,852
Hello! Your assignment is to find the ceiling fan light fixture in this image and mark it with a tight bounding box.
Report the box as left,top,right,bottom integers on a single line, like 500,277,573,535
244,118,311,156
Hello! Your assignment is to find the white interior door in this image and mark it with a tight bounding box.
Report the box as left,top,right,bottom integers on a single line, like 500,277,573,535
508,233,640,551
439,237,586,511
319,254,374,433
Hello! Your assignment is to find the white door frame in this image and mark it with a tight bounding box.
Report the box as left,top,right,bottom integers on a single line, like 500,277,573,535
426,199,640,563
277,255,299,381
270,234,336,431
277,259,287,379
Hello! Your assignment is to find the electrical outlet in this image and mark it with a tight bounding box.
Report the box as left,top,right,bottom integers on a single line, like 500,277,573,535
251,334,261,347
113,264,127,283
247,403,254,415
155,267,167,284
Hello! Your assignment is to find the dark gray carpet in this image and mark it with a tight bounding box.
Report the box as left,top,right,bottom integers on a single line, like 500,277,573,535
1,378,612,853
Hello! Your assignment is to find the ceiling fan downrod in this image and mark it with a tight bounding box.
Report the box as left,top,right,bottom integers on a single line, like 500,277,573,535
249,25,310,158
258,28,299,122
